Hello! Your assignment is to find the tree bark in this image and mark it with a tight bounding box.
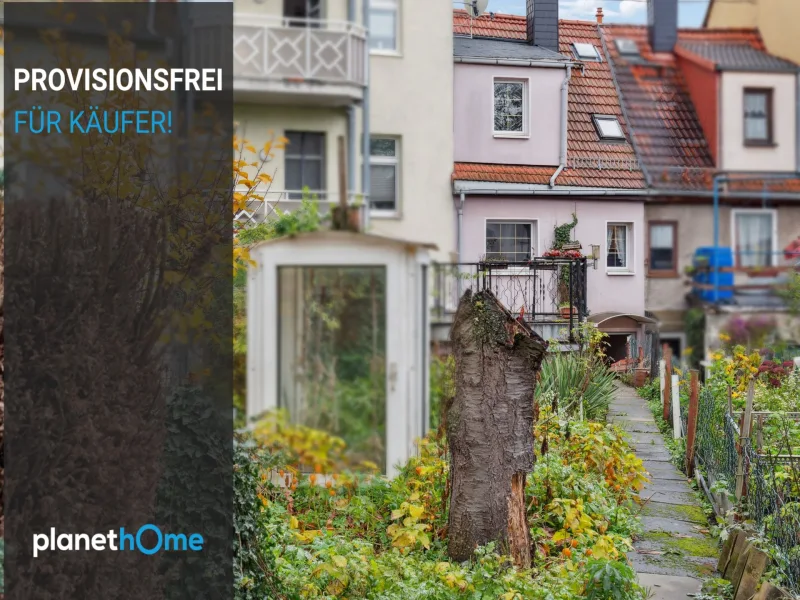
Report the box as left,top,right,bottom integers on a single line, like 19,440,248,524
446,289,547,566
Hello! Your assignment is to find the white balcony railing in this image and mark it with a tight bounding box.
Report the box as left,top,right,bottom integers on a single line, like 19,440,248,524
230,15,367,88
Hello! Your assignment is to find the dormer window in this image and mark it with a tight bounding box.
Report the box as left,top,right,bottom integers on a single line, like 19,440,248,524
592,115,625,141
615,39,639,57
572,43,601,61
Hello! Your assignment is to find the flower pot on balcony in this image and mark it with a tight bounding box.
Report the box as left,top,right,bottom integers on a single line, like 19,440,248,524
559,305,578,319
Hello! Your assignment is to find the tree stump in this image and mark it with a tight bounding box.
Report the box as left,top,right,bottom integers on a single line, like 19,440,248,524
446,289,548,566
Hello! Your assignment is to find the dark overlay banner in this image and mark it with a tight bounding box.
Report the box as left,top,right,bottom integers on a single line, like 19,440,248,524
3,3,234,598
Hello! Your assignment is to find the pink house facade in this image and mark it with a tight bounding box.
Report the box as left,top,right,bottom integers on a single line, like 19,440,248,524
445,5,653,360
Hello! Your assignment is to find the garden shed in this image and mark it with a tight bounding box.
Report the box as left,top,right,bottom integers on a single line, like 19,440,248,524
247,230,436,476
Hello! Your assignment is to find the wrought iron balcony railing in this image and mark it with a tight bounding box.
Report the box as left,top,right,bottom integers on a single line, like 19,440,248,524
431,258,589,342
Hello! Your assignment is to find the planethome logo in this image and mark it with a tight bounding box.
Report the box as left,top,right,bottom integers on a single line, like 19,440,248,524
33,525,205,558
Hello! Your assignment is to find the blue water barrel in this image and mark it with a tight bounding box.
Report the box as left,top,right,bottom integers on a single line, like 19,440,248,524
693,247,734,302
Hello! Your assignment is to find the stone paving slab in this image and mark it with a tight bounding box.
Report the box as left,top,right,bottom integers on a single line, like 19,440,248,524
642,462,686,480
637,491,701,506
612,421,661,433
636,571,702,599
641,501,708,525
640,479,699,495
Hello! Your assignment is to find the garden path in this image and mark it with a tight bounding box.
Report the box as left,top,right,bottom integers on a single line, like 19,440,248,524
608,383,719,600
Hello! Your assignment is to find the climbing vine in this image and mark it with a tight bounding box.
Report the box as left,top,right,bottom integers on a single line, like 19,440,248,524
552,213,578,251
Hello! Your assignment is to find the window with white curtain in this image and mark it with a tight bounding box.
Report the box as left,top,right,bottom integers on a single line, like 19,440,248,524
369,137,399,214
733,210,775,267
743,88,772,145
607,223,632,272
369,0,399,52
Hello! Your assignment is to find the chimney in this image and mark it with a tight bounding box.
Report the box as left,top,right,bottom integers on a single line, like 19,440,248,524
596,7,604,24
647,0,678,53
526,0,559,53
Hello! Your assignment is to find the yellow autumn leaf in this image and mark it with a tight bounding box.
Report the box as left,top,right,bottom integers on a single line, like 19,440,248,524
407,504,424,519
390,509,405,520
289,516,299,529
332,555,347,568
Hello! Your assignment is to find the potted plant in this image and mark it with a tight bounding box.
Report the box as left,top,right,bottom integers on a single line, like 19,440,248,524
559,302,577,319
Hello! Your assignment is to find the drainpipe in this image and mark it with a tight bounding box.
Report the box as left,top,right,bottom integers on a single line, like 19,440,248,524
549,65,572,188
796,71,800,173
347,0,357,206
457,192,466,298
361,0,371,230
457,192,465,261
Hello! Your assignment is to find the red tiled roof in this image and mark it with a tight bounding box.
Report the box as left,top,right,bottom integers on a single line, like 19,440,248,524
452,14,646,190
558,20,645,189
453,9,526,40
454,163,553,184
602,24,800,194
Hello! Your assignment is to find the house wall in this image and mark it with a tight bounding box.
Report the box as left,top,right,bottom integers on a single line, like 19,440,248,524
235,0,361,22
706,0,800,65
677,55,719,164
453,63,563,167
719,71,797,172
461,197,646,316
234,103,353,203
645,203,800,326
368,0,456,261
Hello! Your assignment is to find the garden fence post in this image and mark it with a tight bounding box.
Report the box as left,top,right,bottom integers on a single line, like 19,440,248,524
663,345,672,424
727,385,733,418
735,380,755,502
756,415,763,453
686,370,699,476
671,373,681,439
658,358,665,409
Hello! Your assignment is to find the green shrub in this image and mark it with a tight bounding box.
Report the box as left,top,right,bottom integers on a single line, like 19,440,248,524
537,352,616,421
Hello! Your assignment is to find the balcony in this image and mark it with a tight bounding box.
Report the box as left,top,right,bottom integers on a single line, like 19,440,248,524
431,258,589,344
231,15,367,106
690,246,800,308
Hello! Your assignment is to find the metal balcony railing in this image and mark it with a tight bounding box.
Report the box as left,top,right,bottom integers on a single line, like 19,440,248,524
228,15,367,87
431,258,589,342
690,248,800,307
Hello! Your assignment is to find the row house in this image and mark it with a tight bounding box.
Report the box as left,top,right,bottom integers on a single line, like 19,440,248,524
233,0,455,261
439,1,654,361
602,0,800,364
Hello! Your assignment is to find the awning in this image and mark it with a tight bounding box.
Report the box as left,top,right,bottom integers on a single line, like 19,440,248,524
588,312,658,327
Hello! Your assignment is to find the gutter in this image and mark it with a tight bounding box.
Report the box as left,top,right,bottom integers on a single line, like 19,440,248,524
454,180,649,196
454,56,577,69
452,180,800,201
550,65,572,188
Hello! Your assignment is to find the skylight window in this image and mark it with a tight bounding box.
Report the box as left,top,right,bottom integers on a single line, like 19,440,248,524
615,39,640,56
593,115,625,141
572,43,601,61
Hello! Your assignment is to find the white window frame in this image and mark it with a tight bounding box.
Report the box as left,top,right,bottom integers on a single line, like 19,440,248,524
484,218,538,273
730,208,778,268
605,222,634,275
593,114,626,141
369,136,400,218
493,78,529,139
572,42,601,62
369,0,400,55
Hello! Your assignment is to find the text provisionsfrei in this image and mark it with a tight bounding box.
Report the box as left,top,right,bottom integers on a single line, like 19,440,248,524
14,68,224,92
